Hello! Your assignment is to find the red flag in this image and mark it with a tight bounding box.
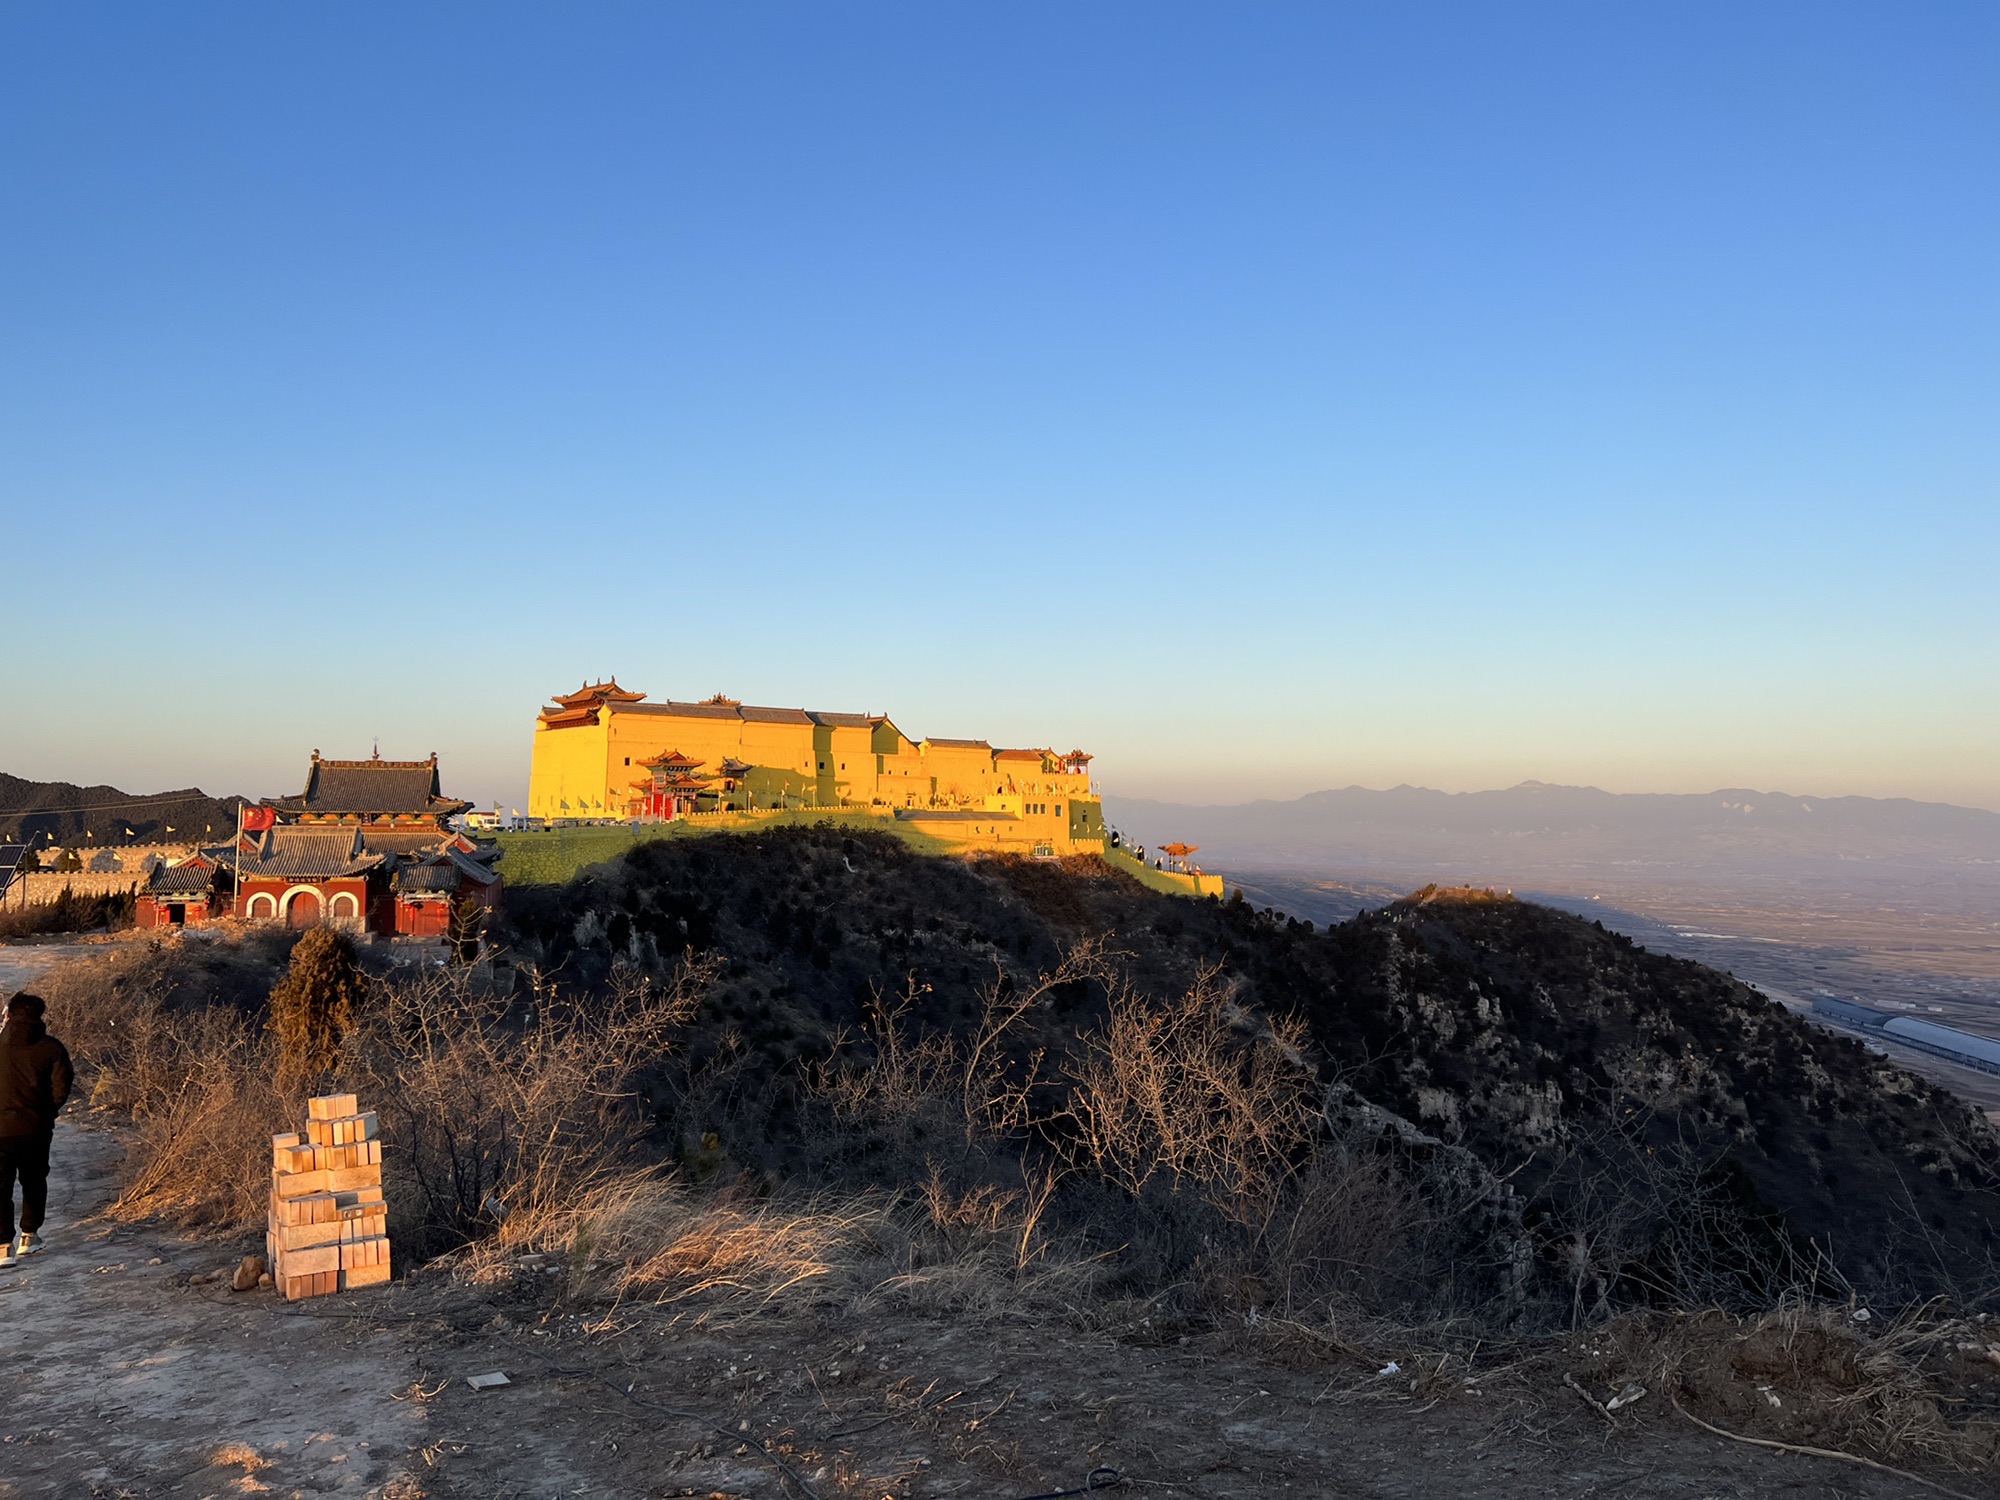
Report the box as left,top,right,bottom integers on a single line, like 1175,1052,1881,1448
242,806,276,833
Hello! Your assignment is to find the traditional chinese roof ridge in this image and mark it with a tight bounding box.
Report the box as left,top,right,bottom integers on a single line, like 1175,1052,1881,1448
1160,843,1198,857
640,749,706,770
921,737,992,750
230,826,385,880
146,859,220,895
552,678,648,708
537,705,601,729
1063,749,1094,763
356,826,490,860
265,751,471,820
994,748,1051,762
807,711,886,729
718,758,751,775
394,865,461,893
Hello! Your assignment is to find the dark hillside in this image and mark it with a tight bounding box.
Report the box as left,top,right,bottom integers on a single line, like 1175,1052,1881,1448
500,827,2000,1315
0,771,248,845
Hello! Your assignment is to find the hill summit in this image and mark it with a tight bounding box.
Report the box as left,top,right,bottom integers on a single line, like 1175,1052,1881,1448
504,827,2000,1318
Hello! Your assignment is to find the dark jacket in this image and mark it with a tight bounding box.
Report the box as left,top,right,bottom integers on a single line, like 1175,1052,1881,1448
0,1017,74,1138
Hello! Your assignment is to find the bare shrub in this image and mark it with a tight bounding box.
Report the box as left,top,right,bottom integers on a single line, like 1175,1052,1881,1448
359,960,708,1257
268,926,369,1093
1058,964,1317,1236
1258,1153,1434,1324
107,1008,291,1228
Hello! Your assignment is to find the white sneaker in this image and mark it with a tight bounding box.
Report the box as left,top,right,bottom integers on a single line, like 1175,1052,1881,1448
14,1233,39,1258
0,1246,16,1270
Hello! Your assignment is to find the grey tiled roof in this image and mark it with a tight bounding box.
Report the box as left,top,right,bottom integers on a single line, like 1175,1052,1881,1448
358,827,466,857
232,828,384,880
268,754,470,817
921,738,992,750
808,711,880,728
622,700,885,728
146,862,218,895
395,865,460,893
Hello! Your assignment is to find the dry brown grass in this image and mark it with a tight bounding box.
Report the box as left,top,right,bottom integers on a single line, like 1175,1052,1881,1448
1562,1299,2000,1476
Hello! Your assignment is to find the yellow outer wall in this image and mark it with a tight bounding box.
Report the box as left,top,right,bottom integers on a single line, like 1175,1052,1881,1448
528,702,1107,856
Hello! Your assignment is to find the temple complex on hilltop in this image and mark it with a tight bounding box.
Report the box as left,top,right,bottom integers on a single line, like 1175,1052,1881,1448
136,751,500,936
528,680,1108,856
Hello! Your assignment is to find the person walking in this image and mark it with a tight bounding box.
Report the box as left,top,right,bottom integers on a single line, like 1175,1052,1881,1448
0,992,74,1269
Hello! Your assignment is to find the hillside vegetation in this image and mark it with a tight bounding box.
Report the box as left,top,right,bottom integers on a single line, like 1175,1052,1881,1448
505,826,2000,1320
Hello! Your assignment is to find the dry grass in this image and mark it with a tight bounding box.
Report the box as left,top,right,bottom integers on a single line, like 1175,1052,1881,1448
1561,1299,2000,1476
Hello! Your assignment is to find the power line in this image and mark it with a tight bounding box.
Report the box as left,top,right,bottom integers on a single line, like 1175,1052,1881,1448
0,792,249,817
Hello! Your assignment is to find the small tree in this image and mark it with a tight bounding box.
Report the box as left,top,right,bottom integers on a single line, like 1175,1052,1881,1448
446,896,485,965
268,927,369,1092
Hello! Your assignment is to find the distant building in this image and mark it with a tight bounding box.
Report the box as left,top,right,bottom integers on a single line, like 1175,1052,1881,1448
527,680,1107,855
139,751,504,938
267,751,472,826
135,851,227,928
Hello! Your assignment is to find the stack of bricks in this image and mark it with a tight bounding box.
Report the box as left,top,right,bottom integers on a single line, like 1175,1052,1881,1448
267,1092,392,1300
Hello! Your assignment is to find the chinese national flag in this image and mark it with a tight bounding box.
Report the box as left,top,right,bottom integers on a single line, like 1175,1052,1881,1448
242,806,277,833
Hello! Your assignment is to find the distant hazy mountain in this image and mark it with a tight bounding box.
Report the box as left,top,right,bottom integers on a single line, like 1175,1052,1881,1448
0,772,248,845
1103,782,2000,884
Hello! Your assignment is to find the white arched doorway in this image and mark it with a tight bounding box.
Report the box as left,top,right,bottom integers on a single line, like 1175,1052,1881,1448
328,891,361,928
246,893,278,922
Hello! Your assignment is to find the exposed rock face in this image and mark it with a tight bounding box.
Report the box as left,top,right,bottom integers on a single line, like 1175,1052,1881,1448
503,830,2000,1309
1321,1082,1534,1314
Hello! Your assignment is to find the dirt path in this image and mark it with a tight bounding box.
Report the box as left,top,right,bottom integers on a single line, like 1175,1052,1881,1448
0,1125,1967,1498
0,1124,425,1500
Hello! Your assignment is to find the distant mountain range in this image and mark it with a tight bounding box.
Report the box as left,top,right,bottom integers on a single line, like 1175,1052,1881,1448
0,772,249,846
1103,782,2000,885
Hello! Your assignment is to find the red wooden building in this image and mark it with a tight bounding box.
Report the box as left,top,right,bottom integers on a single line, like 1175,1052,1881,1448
135,852,226,929
223,752,501,938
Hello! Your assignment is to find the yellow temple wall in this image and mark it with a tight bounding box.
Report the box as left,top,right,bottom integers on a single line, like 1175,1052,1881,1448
528,700,1111,855
526,717,614,819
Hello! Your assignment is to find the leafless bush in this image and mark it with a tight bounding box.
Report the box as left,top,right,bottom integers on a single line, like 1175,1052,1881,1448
357,959,708,1256
1533,1107,1825,1323
1057,964,1317,1236
109,1008,291,1228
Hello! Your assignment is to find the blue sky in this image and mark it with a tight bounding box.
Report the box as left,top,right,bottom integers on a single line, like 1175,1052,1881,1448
2,4,1994,811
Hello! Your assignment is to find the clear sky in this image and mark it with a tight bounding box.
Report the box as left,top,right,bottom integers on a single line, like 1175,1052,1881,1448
2,4,1994,812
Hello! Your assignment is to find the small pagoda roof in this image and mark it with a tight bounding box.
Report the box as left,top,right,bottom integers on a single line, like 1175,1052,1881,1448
265,752,471,820
921,737,992,751
550,678,648,709
1063,749,1094,763
1160,843,1198,857
718,758,751,775
640,748,706,770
